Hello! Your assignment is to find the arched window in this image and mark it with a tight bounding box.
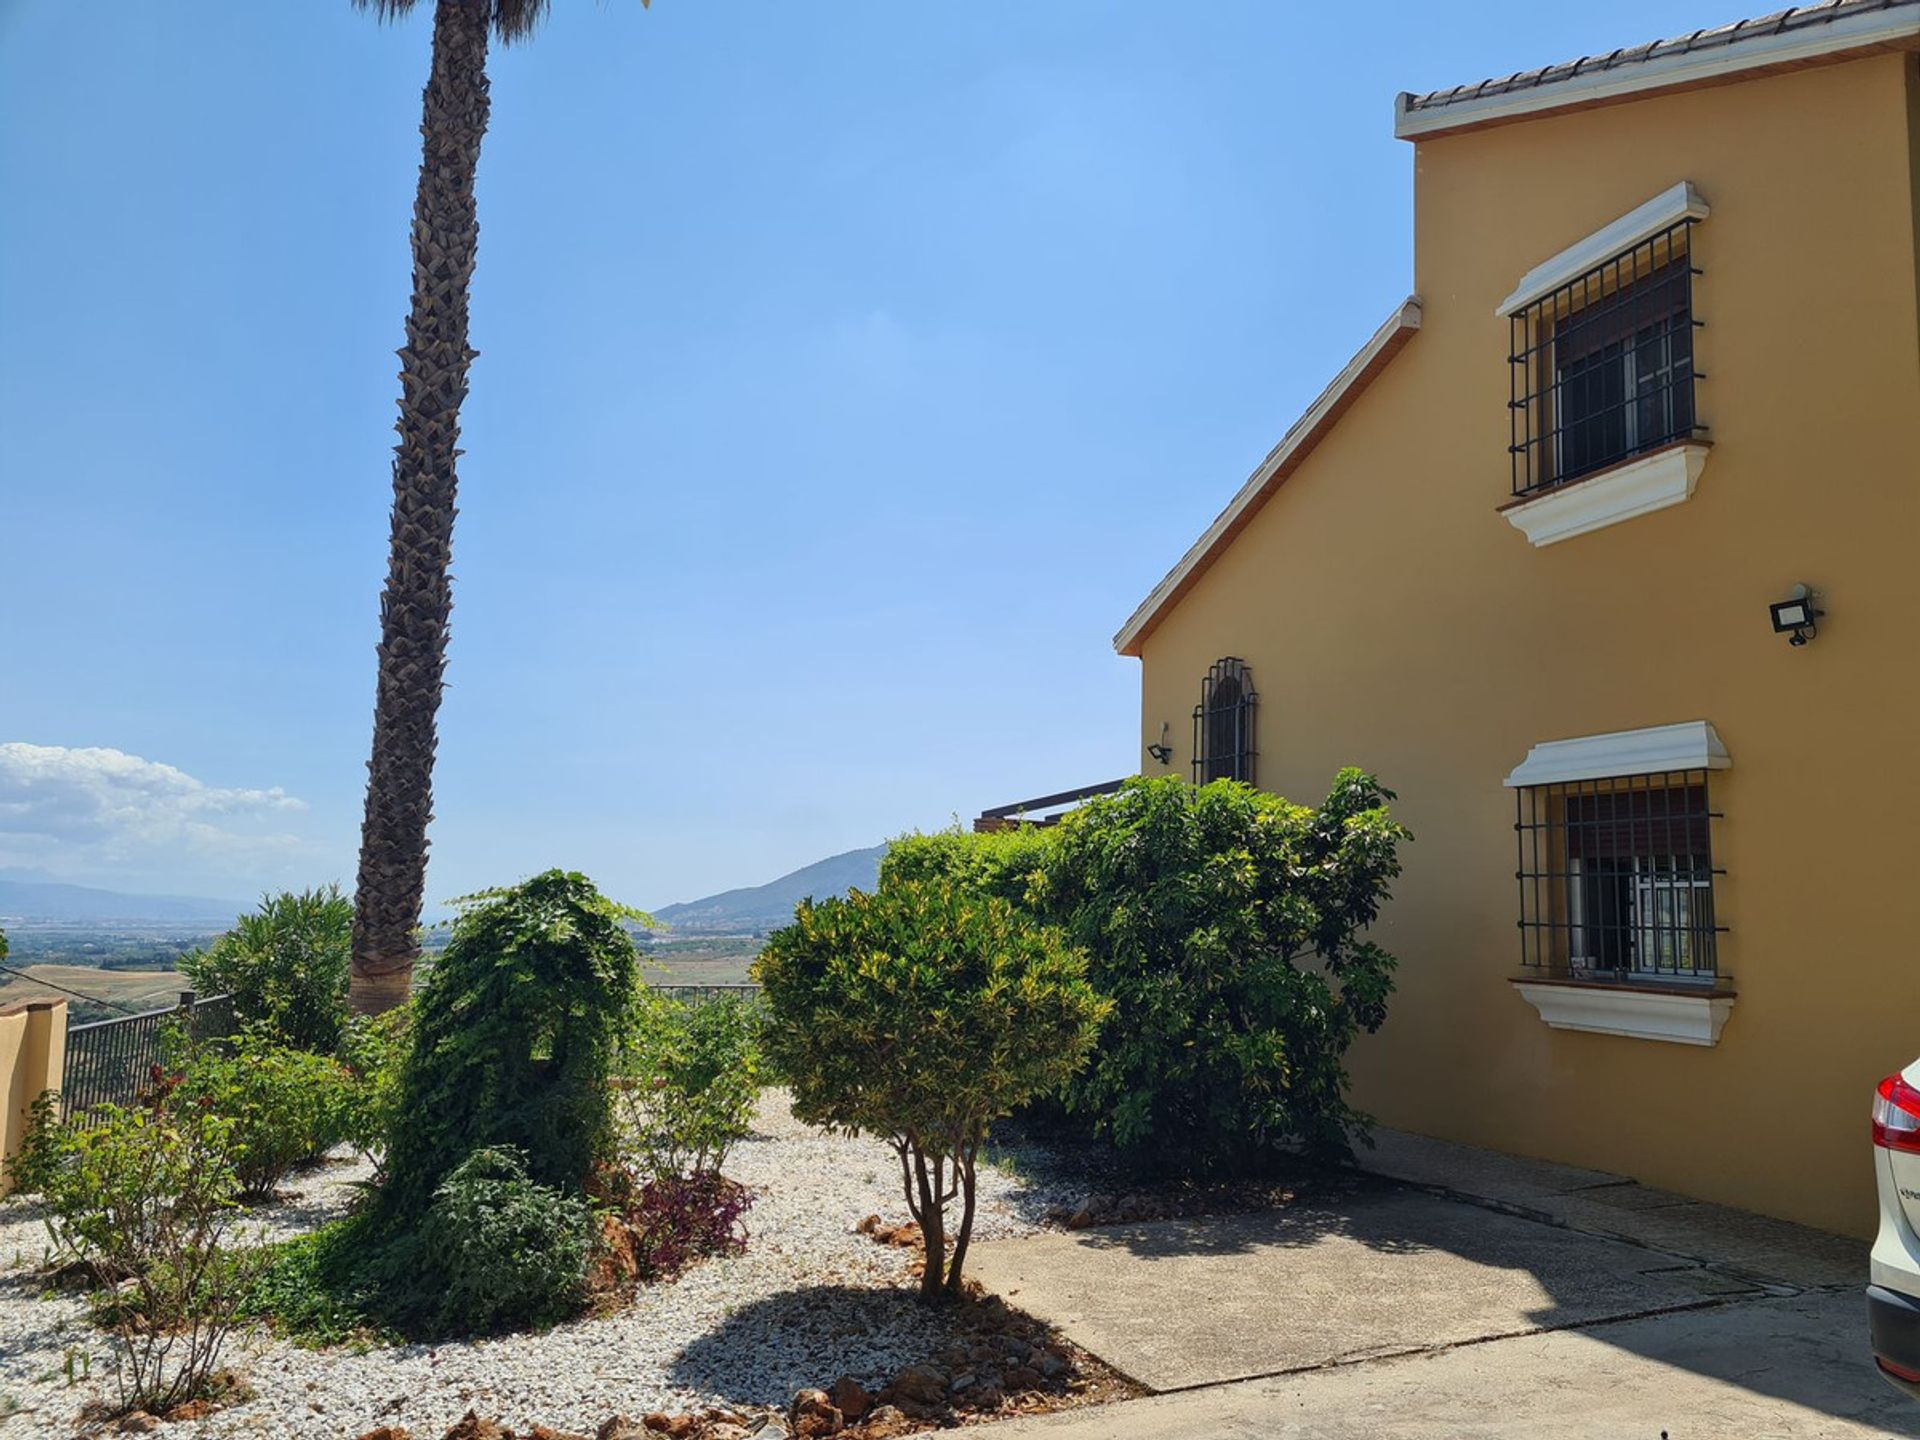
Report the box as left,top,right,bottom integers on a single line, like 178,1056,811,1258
1192,658,1257,784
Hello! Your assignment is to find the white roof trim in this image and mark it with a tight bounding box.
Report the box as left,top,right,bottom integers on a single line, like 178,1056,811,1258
1395,5,1920,139
1498,182,1709,317
1504,721,1731,788
1112,296,1422,656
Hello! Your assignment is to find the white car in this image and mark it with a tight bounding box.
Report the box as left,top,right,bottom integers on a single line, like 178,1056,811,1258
1871,1061,1920,1395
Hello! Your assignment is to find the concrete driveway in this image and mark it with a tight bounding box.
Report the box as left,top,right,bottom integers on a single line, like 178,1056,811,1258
966,1133,1917,1437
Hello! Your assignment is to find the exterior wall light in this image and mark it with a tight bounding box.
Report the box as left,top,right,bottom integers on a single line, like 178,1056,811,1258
1769,583,1823,647
1146,722,1174,767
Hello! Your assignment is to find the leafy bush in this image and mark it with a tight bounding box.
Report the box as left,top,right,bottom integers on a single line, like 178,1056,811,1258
378,870,645,1221
10,1096,264,1414
1039,772,1410,1174
403,1146,593,1335
617,992,763,1181
241,1219,388,1348
880,825,1053,908
757,877,1108,1298
625,1171,752,1281
336,1004,413,1176
170,1028,353,1199
179,888,352,1054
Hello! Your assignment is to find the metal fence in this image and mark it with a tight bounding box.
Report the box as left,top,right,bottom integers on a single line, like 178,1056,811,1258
60,992,237,1119
648,983,762,1007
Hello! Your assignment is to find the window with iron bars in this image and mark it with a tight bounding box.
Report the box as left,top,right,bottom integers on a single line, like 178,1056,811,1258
1514,769,1726,983
1509,219,1704,498
1192,658,1256,785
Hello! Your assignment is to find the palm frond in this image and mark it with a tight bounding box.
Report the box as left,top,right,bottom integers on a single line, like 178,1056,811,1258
349,0,427,18
352,0,646,45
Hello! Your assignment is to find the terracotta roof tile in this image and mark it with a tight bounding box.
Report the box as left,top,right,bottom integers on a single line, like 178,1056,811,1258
1402,0,1920,117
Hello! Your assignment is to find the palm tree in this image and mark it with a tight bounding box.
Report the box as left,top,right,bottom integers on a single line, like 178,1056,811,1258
347,0,641,1014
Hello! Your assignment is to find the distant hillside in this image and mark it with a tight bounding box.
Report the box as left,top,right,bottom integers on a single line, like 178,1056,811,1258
0,877,242,925
651,845,885,934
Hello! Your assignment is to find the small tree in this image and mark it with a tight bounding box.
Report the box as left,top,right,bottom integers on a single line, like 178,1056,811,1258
757,879,1108,1299
179,887,353,1054
377,870,643,1221
1040,771,1411,1174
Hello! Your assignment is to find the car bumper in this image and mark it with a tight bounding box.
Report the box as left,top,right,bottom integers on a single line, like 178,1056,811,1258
1869,1284,1920,1398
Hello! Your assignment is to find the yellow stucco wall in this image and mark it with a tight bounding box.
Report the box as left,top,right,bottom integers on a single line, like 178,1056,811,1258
1135,53,1920,1237
1,1000,67,1194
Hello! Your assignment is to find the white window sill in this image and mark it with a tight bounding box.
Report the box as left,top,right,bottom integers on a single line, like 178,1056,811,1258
1501,442,1710,548
1513,978,1734,1046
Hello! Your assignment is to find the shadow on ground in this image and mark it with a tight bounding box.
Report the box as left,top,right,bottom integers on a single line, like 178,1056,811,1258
669,1282,962,1409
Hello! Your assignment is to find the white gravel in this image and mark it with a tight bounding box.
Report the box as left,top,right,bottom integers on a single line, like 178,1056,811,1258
0,1092,1083,1439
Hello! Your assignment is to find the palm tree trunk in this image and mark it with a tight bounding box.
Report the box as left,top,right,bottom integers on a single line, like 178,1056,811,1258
349,0,491,1016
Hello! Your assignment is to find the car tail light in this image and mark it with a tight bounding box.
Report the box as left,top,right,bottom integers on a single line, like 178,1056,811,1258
1873,1073,1920,1153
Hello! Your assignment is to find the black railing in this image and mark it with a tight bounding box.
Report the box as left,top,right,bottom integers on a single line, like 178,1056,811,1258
1194,657,1258,784
648,983,762,1006
1514,769,1727,984
1508,219,1704,498
60,992,236,1119
974,778,1128,832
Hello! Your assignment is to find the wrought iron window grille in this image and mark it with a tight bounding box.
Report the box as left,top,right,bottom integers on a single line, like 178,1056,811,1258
1193,658,1257,784
1508,219,1704,498
1514,768,1726,984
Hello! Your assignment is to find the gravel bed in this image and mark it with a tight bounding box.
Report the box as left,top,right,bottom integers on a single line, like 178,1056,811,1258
0,1092,1088,1439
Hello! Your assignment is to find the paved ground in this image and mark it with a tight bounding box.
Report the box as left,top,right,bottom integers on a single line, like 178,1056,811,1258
966,1130,1917,1437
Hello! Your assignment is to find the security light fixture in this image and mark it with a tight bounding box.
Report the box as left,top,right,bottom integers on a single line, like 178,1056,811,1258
1146,722,1174,767
1769,584,1823,647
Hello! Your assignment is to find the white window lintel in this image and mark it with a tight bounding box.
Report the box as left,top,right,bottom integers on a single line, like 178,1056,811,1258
1497,182,1710,318
1504,720,1730,789
1514,980,1734,1047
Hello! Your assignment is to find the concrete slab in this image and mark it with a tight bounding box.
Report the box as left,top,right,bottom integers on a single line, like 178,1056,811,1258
1355,1126,1867,1289
967,1189,1754,1391
1359,1128,1626,1204
1541,1192,1867,1290
977,1290,1920,1439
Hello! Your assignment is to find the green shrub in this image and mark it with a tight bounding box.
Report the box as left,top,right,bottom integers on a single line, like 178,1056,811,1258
1039,772,1410,1174
378,870,644,1222
242,1219,389,1348
10,1096,264,1414
171,1028,353,1199
880,825,1053,908
757,877,1108,1299
616,992,763,1181
336,1004,413,1176
179,888,353,1054
402,1146,593,1335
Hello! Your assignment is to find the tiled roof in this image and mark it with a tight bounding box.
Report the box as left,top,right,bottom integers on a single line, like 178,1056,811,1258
1399,0,1920,134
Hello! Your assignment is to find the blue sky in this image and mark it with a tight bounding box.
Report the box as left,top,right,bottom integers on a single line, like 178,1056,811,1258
0,0,1740,908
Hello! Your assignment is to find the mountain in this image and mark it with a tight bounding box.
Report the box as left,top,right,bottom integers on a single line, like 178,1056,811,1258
0,877,243,926
650,845,886,934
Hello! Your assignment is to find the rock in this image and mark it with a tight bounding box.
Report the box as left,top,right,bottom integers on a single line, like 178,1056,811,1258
164,1399,217,1422
828,1376,872,1421
888,1365,948,1408
967,1386,1005,1412
855,1214,881,1235
789,1388,843,1438
1003,1366,1043,1392
358,1429,413,1440
443,1416,511,1440
850,1406,916,1439
1034,1352,1068,1378
598,1420,646,1440
530,1427,590,1440
116,1415,160,1435
950,1373,976,1392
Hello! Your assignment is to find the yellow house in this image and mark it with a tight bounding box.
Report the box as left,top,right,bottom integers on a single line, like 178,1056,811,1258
1115,2,1920,1238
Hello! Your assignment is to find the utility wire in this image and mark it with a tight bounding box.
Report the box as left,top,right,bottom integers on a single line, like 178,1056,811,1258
0,961,154,1017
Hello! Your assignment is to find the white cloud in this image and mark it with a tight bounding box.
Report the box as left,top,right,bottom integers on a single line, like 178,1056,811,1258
0,743,315,893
